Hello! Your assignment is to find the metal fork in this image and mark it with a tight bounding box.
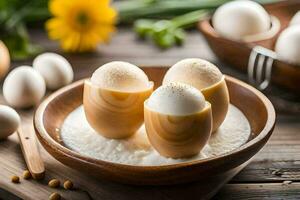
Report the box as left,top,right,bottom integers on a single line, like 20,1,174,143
248,46,277,90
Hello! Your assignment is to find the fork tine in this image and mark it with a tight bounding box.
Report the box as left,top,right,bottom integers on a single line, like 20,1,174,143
258,55,274,90
248,48,258,86
247,46,276,90
256,54,266,85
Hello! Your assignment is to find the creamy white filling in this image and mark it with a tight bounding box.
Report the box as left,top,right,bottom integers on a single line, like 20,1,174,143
61,104,251,166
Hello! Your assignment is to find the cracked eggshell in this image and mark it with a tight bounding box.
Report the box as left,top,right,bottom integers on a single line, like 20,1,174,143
144,83,212,158
212,0,271,41
163,58,229,132
0,105,20,140
33,53,74,90
275,26,300,66
3,66,46,108
84,61,153,139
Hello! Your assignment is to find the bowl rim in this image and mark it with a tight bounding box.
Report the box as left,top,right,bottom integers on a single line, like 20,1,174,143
34,74,276,171
198,16,300,70
199,15,280,44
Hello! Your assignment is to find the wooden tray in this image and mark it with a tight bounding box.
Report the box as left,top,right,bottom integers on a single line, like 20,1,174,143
198,0,300,94
34,67,276,185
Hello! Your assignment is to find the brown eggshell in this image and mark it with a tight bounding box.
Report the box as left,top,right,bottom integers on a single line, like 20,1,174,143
144,102,212,159
0,41,10,80
83,80,153,139
201,77,229,132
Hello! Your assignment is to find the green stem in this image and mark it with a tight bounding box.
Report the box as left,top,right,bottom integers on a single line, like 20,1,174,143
116,0,283,23
172,10,210,28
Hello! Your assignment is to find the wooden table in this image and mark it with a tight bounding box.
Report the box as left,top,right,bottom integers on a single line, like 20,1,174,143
1,28,300,199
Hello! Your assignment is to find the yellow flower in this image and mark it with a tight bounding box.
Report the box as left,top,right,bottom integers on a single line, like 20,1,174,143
46,0,117,52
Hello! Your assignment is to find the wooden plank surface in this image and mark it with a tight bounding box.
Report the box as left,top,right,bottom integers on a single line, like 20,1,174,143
1,28,300,199
0,132,249,200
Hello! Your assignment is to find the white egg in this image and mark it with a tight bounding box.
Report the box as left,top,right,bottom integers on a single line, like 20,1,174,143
275,26,300,65
147,82,206,115
33,52,74,90
163,58,223,89
3,66,46,108
290,11,300,26
0,105,20,140
212,0,271,40
91,61,149,92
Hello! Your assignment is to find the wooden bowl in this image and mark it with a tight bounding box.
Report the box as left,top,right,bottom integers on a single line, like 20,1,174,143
34,67,276,185
198,0,300,94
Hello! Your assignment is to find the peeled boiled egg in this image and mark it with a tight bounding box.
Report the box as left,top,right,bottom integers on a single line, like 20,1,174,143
275,26,300,65
33,52,74,90
0,41,10,80
147,82,206,115
212,0,271,41
290,11,300,26
0,105,20,140
84,61,153,139
90,61,150,92
163,58,229,132
3,66,46,108
144,83,212,158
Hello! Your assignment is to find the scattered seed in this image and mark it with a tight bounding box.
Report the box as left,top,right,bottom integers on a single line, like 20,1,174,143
49,192,61,200
11,176,20,183
48,179,60,188
23,170,32,180
63,180,73,190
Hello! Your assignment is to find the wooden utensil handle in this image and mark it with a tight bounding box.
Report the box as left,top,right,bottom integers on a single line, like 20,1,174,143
17,122,45,180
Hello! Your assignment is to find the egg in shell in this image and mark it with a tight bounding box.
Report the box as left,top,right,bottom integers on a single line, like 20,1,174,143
290,11,300,26
163,58,229,132
33,52,74,90
83,61,153,139
212,0,271,41
0,105,20,140
0,41,10,80
144,82,212,158
3,66,46,108
275,26,300,66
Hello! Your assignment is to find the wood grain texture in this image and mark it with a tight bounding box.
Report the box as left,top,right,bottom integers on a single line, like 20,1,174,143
17,121,45,180
83,80,153,139
144,102,212,158
0,128,249,200
0,25,299,198
214,183,300,200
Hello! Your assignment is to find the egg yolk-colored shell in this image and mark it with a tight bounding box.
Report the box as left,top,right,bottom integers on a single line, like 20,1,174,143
201,77,229,132
0,41,10,80
83,80,153,139
144,101,212,158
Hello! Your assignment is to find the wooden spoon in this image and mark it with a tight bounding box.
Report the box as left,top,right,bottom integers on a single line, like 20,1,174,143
17,119,45,180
